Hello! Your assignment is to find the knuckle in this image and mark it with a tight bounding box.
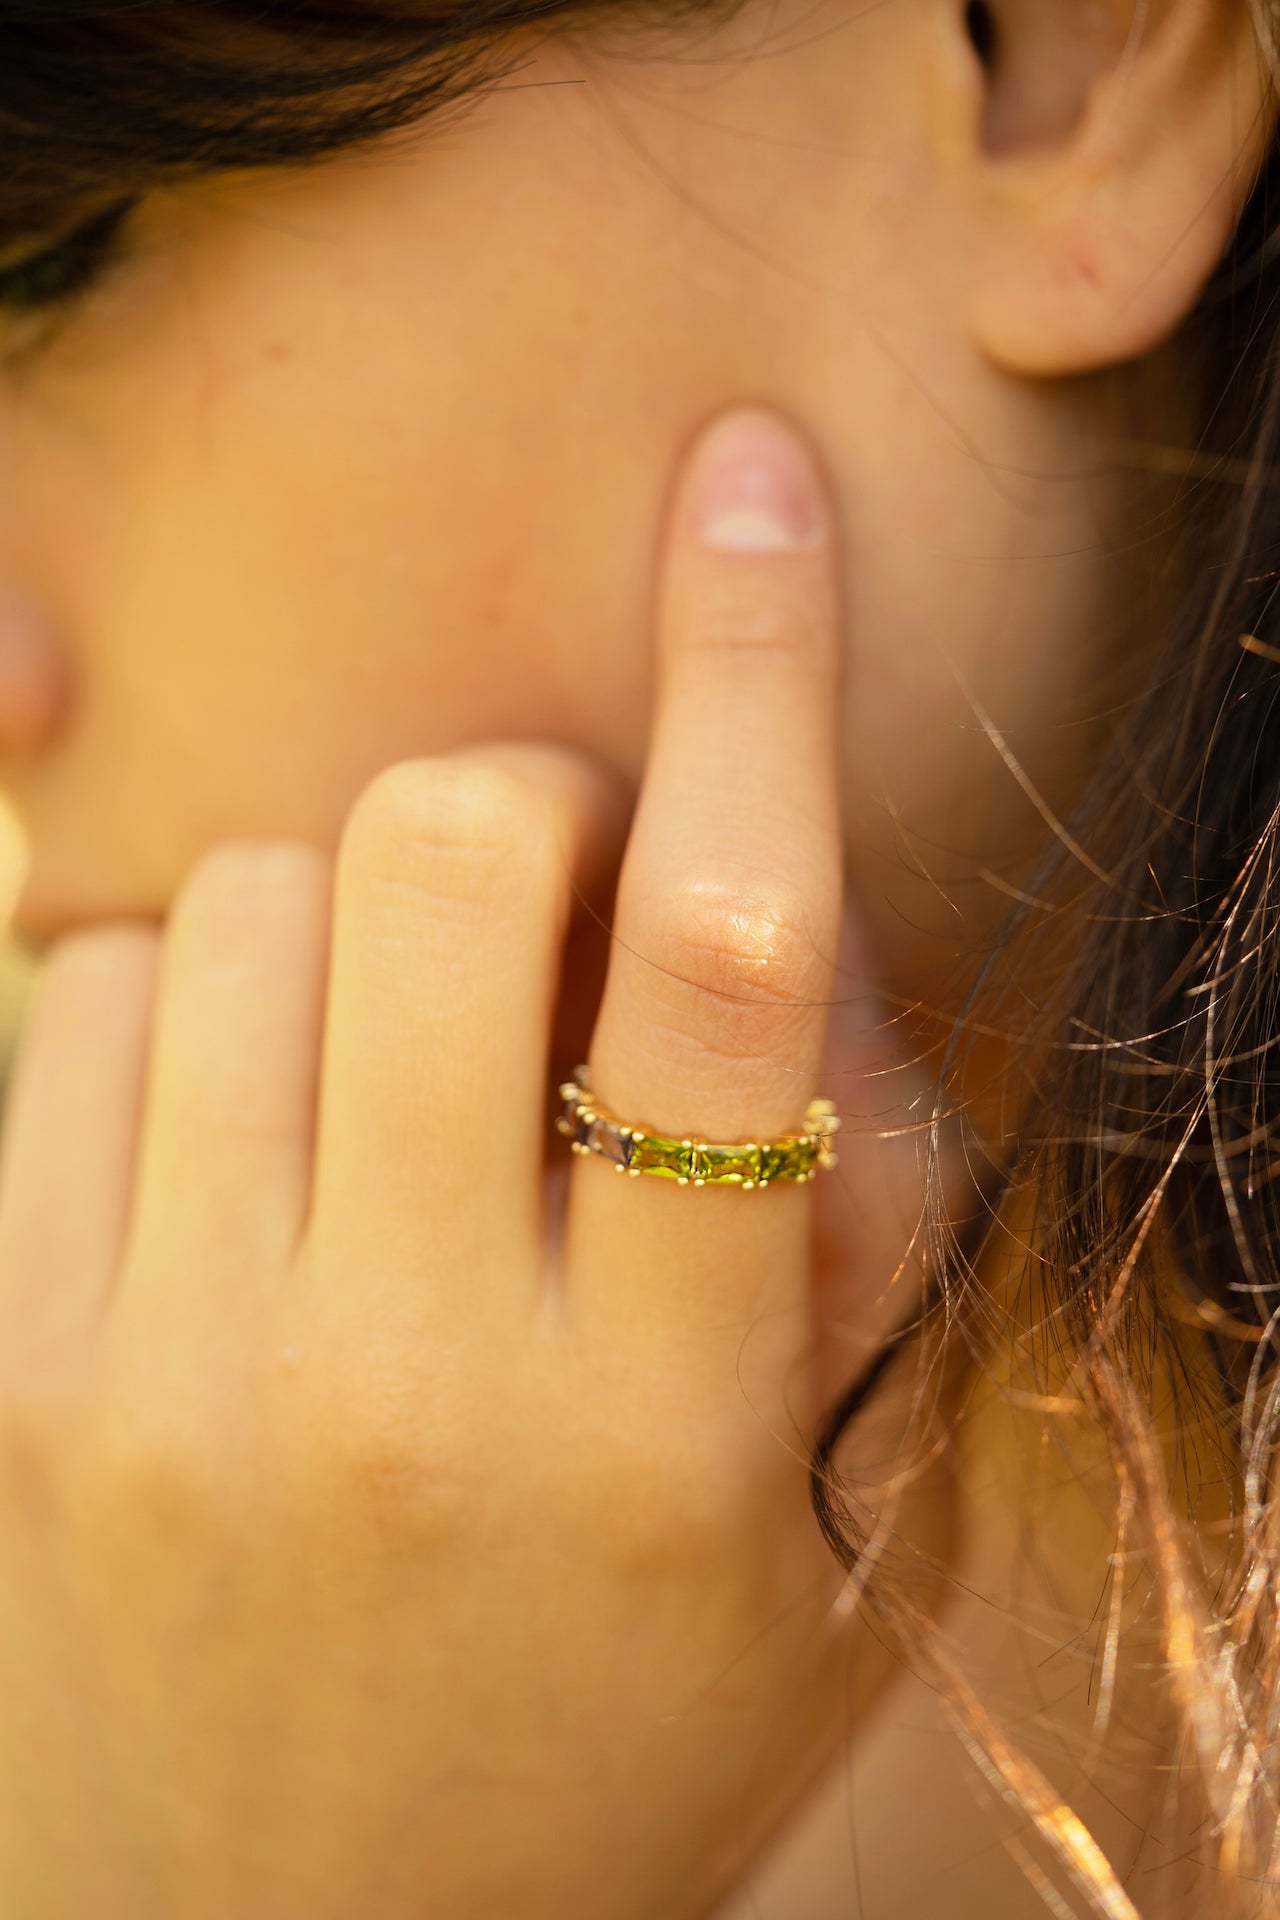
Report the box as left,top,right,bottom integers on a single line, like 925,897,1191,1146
0,1375,73,1517
687,579,827,660
171,840,329,935
581,1428,748,1579
341,757,541,900
653,868,821,1009
287,1374,481,1551
337,1437,473,1550
84,1401,231,1555
16,924,158,1081
36,920,158,1003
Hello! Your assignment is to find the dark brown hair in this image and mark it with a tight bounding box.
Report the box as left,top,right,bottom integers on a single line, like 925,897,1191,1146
6,1,1280,1908
0,0,742,244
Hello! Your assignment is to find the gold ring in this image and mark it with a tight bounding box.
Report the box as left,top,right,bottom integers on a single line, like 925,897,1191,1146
554,1066,840,1187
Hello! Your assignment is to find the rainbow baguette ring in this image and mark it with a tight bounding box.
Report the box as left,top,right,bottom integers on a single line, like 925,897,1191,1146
555,1065,840,1188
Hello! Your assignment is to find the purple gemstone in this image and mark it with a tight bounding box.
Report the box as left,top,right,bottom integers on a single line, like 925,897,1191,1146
588,1116,634,1168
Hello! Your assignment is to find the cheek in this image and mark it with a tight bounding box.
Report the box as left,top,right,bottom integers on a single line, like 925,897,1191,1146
1,64,792,895
829,430,1127,990
11,283,672,880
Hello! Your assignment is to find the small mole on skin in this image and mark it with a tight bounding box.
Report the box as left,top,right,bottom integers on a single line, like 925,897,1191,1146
1062,252,1102,293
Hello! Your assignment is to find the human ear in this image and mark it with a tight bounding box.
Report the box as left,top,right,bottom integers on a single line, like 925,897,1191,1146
939,0,1279,373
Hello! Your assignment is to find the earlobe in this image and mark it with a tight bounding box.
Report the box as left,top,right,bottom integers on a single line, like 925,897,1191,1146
961,0,1278,375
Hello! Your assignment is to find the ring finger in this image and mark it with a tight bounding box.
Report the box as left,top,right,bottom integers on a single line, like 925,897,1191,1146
567,405,844,1394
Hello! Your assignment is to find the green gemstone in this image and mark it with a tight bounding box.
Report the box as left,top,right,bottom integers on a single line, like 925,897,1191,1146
796,1138,818,1178
630,1131,696,1181
759,1138,817,1184
693,1143,761,1186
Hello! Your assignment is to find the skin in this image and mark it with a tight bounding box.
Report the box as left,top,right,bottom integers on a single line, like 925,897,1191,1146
0,0,1195,988
0,0,1272,1911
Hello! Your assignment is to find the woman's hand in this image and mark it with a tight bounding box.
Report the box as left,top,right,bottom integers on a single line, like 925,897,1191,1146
0,407,946,1920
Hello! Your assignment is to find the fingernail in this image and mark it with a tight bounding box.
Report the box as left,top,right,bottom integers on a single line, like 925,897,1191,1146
688,407,828,553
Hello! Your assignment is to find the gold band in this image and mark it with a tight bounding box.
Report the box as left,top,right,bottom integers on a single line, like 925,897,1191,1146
555,1066,840,1188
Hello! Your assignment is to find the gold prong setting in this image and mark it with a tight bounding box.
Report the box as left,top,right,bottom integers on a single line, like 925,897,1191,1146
555,1068,840,1187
